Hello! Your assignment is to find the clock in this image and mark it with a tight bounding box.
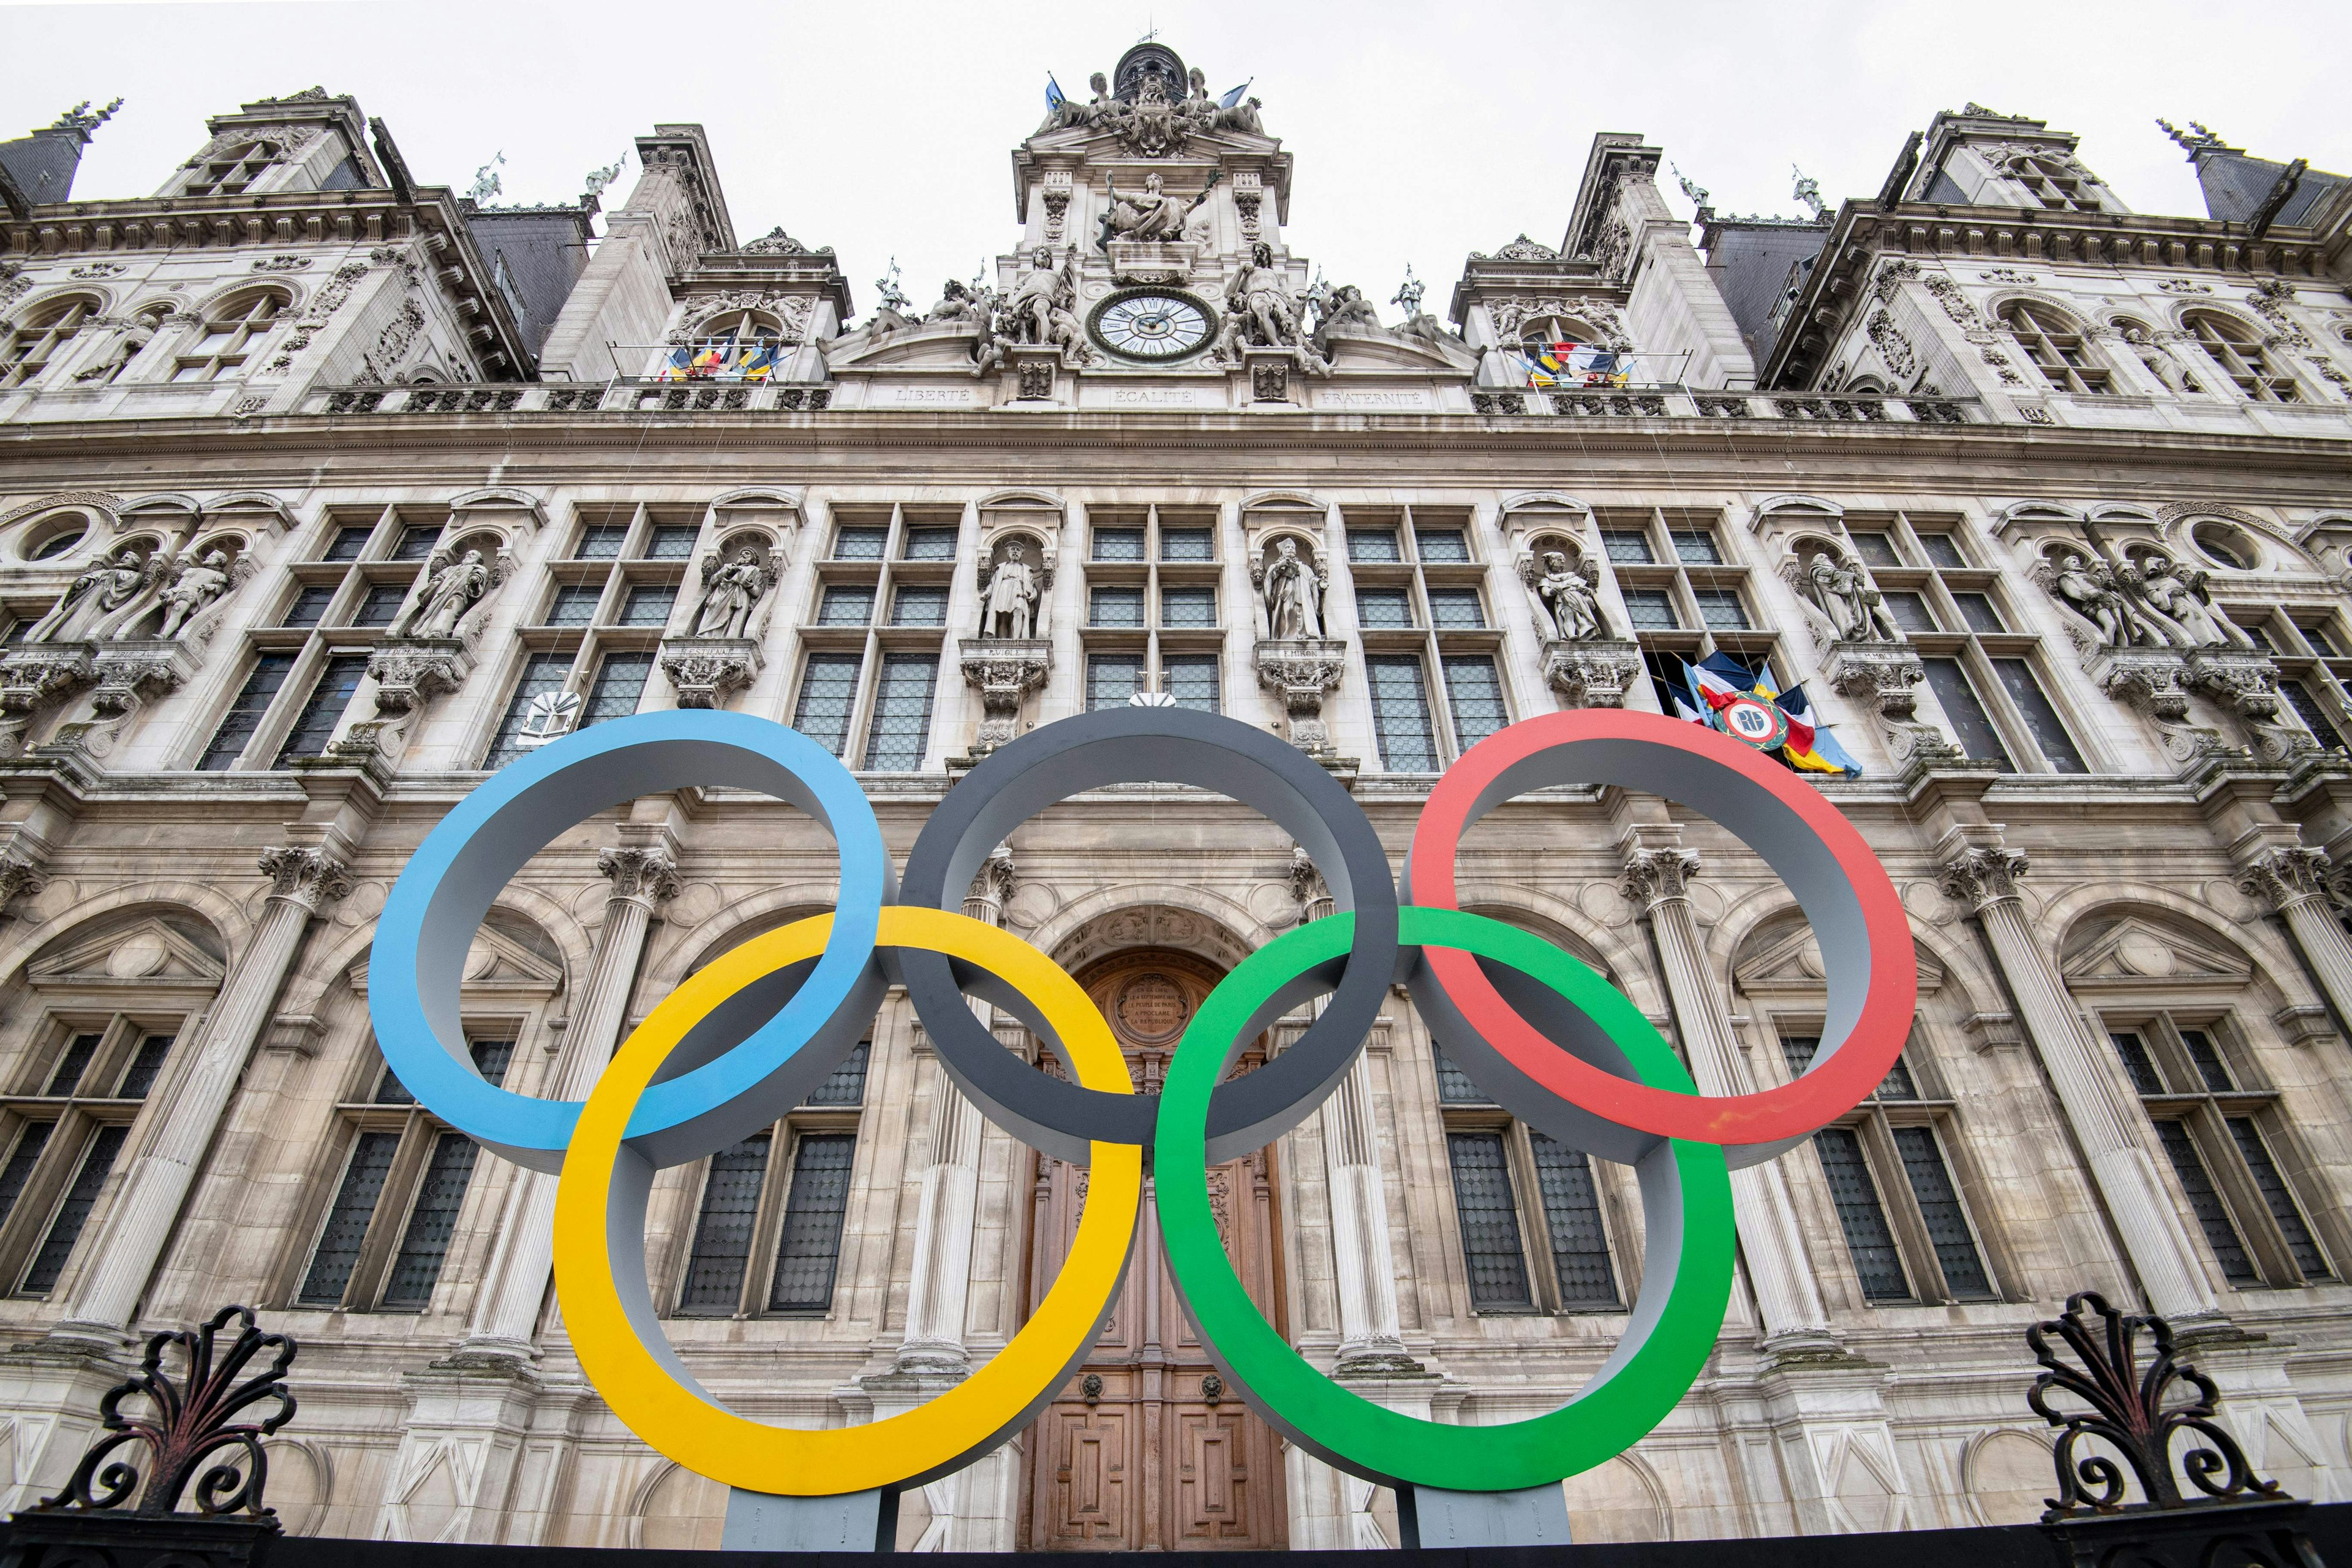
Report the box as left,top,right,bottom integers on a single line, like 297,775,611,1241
1089,288,1215,362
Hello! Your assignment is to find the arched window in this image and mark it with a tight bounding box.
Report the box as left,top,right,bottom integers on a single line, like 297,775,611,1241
186,141,277,197
170,290,290,383
1999,301,2109,395
2,295,101,388
2187,312,2299,403
697,311,782,347
2008,156,2097,213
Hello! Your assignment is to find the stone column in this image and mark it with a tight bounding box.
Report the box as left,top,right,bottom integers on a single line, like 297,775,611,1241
1621,843,1836,1350
50,845,350,1344
459,842,679,1359
1937,842,2220,1322
2237,844,2352,1035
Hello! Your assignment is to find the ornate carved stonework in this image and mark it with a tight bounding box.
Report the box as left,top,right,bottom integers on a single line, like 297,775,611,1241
2182,647,2317,765
1250,360,1289,403
597,846,681,907
0,847,51,914
1254,638,1347,755
2235,846,2331,910
958,639,1051,755
1017,359,1055,401
1539,638,1642,708
2084,647,2239,765
1619,847,1702,908
258,846,354,910
0,646,96,715
1822,641,1961,763
657,636,761,709
1937,846,2028,910
364,637,470,715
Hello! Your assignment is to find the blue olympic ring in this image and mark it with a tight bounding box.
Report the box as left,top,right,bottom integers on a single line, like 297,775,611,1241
370,710,894,1172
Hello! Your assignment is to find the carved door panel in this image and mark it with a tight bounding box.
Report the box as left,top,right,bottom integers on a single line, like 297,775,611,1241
1017,951,1289,1551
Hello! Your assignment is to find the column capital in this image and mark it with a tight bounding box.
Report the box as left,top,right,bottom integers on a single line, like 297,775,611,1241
0,844,50,913
1937,845,2028,911
2234,844,2332,911
1619,845,1702,910
597,844,680,908
961,840,1015,924
257,844,353,911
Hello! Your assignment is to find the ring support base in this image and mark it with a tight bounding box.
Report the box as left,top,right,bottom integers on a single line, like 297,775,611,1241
1402,1482,1572,1548
722,1487,897,1552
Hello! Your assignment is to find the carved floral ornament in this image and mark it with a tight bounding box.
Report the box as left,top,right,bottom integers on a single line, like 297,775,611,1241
1485,295,1632,346
668,292,816,345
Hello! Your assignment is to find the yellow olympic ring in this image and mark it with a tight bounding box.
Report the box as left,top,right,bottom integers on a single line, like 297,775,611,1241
553,906,1142,1495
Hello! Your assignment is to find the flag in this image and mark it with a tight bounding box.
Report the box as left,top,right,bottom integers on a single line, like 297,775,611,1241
690,344,725,378
1660,663,1710,726
1774,685,1865,777
1220,80,1252,108
659,345,694,382
1046,74,1068,115
739,344,777,382
1520,341,1632,388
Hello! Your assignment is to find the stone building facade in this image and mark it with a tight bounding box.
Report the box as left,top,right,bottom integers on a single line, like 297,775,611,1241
1,45,2351,1551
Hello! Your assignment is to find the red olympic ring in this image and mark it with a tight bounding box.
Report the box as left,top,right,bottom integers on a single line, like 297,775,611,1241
1404,709,1916,1166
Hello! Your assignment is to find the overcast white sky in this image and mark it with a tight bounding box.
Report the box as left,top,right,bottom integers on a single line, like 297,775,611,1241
10,0,2347,324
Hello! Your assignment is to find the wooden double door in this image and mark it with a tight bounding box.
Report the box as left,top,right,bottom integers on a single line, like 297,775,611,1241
1018,950,1289,1551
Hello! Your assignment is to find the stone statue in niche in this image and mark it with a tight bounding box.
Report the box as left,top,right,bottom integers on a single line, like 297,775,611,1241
2124,551,2252,649
979,540,1043,639
72,312,164,385
391,548,492,638
2034,547,2157,649
690,546,777,639
27,547,149,643
1257,537,1325,639
1801,550,1897,643
1522,549,1607,641
152,549,232,639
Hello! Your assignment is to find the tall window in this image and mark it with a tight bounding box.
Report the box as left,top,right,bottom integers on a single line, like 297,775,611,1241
1781,1033,1996,1305
1085,504,1218,706
581,652,654,726
2000,303,2110,395
198,654,298,770
862,652,935,769
1087,653,1143,710
299,1041,512,1310
1598,507,1769,715
791,653,862,756
1853,512,2083,771
172,290,288,382
2187,314,2299,403
673,1043,867,1316
0,1016,179,1297
1341,505,1506,770
483,652,572,770
1164,654,1219,713
4,296,100,387
2105,1014,2331,1287
1435,1050,1625,1313
271,655,368,766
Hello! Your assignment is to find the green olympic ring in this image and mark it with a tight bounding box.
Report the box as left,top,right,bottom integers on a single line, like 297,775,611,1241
1156,905,1736,1491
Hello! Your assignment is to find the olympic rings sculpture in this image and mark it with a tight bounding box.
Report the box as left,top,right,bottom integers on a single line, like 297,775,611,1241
371,703,1915,1498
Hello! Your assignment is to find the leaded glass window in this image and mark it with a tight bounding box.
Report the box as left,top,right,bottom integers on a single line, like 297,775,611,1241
1087,654,1143,710
20,1125,127,1295
619,585,677,627
646,525,699,559
902,527,957,561
1091,587,1144,628
1992,658,2086,772
1427,588,1484,628
283,585,336,627
2228,1119,2328,1278
817,586,875,627
546,584,602,625
792,654,862,756
1415,528,1471,563
483,652,572,769
862,652,935,769
891,586,948,626
769,1133,856,1312
1160,587,1215,627
380,1133,478,1308
1529,1134,1619,1308
1893,1126,1993,1298
832,524,887,560
1814,1126,1910,1301
1922,658,2015,769
680,1134,772,1314
1368,655,1438,772
582,652,654,726
1093,527,1145,562
1445,1131,1532,1310
273,654,368,766
2155,1120,2255,1283
299,1131,400,1305
1442,655,1507,751
1161,527,1213,561
802,1042,870,1107
1355,588,1412,629
1164,655,1219,714
200,653,298,770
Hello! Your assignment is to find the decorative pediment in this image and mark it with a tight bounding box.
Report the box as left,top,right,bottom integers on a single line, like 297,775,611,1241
345,922,564,1000
29,916,226,990
2062,917,2250,987
1736,924,1943,995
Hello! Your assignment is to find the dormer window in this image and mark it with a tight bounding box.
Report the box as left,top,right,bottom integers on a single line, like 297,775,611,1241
2008,155,2097,213
170,288,290,382
1999,301,2109,395
187,141,278,197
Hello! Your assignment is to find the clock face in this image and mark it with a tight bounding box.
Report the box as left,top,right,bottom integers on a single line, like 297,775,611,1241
1090,290,1214,361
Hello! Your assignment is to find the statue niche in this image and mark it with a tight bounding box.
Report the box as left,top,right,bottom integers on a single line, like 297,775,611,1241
977,533,1050,641
1784,540,1899,648
658,532,782,710
1252,532,1326,641
688,539,781,641
1514,527,1643,710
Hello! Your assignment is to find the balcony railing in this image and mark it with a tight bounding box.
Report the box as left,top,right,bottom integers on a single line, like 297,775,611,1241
303,381,834,415
1470,389,1981,424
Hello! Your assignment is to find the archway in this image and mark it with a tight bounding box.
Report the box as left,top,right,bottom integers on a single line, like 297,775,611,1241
1017,943,1288,1551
